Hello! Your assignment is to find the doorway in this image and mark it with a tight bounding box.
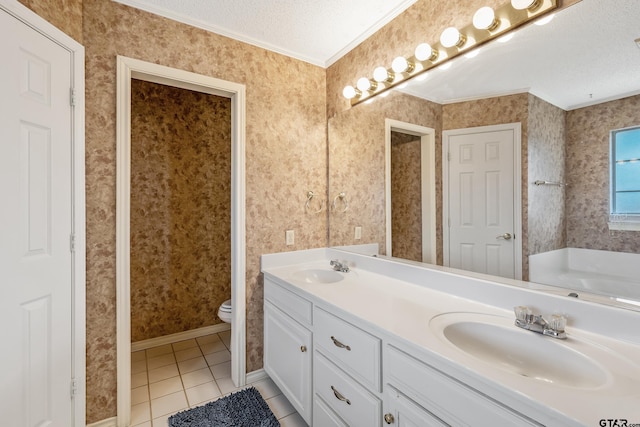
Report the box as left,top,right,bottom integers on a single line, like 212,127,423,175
385,119,436,264
442,123,522,279
116,56,246,426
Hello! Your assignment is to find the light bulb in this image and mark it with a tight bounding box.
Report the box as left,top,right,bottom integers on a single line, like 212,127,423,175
534,14,555,26
356,77,376,92
440,27,466,48
373,66,393,83
414,43,438,62
392,56,414,73
473,7,498,31
342,85,360,100
511,0,540,10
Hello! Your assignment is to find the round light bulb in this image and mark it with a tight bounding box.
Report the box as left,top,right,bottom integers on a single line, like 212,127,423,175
534,14,555,26
356,77,372,92
373,66,392,83
392,56,412,73
473,7,498,30
342,85,359,100
415,43,438,62
440,27,465,48
511,0,539,10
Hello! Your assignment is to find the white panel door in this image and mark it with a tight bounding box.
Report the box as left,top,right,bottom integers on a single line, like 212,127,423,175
0,9,74,427
445,126,517,279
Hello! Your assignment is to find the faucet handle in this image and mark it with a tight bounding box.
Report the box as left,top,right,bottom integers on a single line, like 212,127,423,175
514,305,532,323
548,314,567,333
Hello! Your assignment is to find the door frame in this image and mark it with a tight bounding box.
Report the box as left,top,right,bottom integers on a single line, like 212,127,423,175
385,119,436,264
0,1,86,425
116,56,246,426
442,122,522,279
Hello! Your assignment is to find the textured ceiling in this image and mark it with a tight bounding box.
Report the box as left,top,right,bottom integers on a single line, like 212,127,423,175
113,0,417,67
400,0,640,110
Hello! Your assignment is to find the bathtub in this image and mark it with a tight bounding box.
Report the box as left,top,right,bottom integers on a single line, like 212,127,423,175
529,248,640,303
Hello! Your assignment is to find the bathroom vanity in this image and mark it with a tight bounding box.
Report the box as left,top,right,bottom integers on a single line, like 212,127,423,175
262,248,640,426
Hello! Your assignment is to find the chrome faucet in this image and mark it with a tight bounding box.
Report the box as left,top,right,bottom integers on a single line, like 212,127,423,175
330,259,350,273
514,306,567,339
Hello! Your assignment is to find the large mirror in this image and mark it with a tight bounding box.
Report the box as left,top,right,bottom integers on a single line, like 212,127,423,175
328,0,640,308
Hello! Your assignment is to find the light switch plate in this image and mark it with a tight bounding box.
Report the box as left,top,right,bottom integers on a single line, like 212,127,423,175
286,230,294,246
355,226,362,240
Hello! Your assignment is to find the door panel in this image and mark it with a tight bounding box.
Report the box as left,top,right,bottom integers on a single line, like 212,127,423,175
1,9,74,426
446,127,516,279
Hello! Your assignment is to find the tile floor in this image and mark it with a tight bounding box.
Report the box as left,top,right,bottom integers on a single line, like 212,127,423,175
130,330,306,427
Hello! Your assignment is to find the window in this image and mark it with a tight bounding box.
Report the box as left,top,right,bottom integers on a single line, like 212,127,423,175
610,126,640,230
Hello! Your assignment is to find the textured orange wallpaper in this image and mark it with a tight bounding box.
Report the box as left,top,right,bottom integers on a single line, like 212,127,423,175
130,80,232,342
18,0,83,42
566,95,640,253
391,132,423,262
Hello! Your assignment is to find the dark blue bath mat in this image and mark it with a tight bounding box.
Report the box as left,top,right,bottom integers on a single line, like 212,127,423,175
168,386,280,427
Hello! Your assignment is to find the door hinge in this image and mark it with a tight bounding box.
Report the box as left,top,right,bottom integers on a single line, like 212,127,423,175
70,88,76,107
70,234,75,253
70,378,77,398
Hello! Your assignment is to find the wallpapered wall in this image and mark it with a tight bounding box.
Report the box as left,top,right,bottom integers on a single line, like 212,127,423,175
566,94,640,253
130,80,232,342
391,131,423,262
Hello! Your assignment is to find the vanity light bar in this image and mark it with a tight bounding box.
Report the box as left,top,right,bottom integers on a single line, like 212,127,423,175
344,0,558,106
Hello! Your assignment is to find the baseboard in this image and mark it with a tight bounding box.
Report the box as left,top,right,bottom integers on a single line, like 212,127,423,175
246,368,269,384
131,323,232,352
86,417,116,427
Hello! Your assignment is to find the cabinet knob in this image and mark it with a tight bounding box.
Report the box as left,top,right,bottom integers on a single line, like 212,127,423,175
300,345,307,352
384,413,395,424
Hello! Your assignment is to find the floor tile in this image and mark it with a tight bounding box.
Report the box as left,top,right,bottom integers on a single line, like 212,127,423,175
151,390,188,418
172,338,198,352
196,333,221,345
181,367,214,389
147,353,176,370
132,371,149,389
131,402,151,425
132,385,150,405
177,356,208,374
266,393,296,419
210,361,231,379
219,331,231,349
146,344,174,359
152,412,172,427
132,359,148,375
132,421,152,427
198,340,227,355
279,412,308,426
185,381,222,406
253,377,282,400
215,377,241,395
132,350,147,362
174,346,202,362
204,349,231,366
148,364,179,384
149,376,183,400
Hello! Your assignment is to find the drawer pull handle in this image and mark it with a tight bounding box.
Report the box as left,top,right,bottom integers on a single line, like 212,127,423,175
300,345,307,352
331,386,351,405
330,336,351,351
384,413,395,424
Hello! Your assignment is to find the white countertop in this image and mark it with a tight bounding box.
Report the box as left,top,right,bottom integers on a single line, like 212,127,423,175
262,248,640,425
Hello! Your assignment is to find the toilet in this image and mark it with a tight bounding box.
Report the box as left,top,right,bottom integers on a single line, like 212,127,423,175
217,299,232,323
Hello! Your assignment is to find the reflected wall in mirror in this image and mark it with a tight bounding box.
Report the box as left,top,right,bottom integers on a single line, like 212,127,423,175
328,0,640,306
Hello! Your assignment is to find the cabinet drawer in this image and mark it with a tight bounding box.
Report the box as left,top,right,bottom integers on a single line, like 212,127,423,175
314,352,381,427
314,307,381,390
264,278,312,326
314,396,348,427
385,345,542,426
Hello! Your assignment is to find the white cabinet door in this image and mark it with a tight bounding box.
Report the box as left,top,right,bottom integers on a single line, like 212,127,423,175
264,301,312,424
383,388,447,427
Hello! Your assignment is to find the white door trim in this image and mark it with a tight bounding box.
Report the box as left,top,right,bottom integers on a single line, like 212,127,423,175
0,1,86,425
385,119,436,264
116,56,246,427
442,122,522,279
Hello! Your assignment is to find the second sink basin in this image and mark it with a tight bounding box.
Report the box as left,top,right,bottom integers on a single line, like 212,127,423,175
429,312,610,389
290,268,345,284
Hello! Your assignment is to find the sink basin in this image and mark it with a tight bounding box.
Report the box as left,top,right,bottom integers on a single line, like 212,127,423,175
290,269,345,284
430,313,610,389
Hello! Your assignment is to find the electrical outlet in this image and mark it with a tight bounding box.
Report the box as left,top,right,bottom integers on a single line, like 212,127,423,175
355,226,362,240
285,230,294,246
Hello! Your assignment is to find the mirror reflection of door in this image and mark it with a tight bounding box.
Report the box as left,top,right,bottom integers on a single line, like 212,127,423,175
443,123,522,279
385,120,436,264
